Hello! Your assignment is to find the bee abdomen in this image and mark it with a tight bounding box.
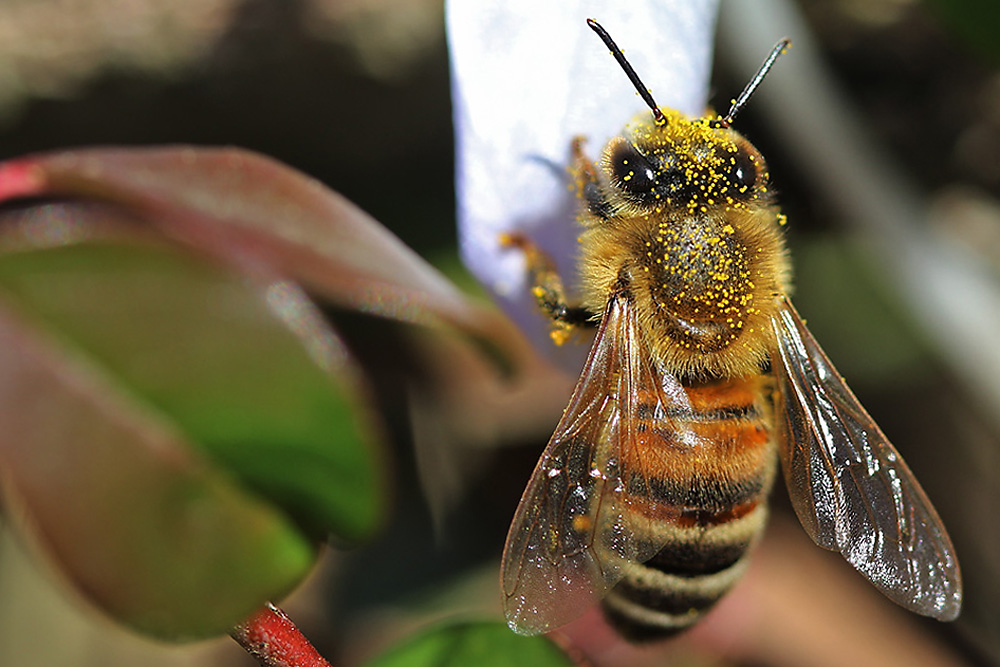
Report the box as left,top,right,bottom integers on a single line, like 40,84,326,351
636,473,767,512
643,533,752,577
602,502,767,640
603,547,754,640
602,373,776,640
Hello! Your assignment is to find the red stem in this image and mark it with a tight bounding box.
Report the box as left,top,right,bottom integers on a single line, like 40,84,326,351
231,602,333,667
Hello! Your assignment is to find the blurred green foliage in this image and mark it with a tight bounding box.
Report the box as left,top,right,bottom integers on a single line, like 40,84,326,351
364,621,574,667
0,240,384,543
924,0,1000,62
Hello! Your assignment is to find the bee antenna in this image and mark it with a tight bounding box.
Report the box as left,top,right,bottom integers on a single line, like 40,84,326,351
718,38,791,127
587,18,665,124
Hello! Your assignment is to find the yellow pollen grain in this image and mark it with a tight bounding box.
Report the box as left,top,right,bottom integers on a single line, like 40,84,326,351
550,329,571,346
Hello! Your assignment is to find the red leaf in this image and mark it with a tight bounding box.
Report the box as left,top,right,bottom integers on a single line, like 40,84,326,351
0,147,532,370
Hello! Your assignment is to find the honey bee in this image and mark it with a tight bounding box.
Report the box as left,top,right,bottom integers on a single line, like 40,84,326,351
499,19,962,640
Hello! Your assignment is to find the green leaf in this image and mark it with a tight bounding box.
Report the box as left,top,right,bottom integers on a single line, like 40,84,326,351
364,621,575,667
0,221,385,638
0,237,384,542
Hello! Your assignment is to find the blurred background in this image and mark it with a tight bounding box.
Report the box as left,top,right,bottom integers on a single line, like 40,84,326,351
0,0,997,665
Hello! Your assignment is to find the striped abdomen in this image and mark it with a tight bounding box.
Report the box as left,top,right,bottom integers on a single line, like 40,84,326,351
602,373,777,640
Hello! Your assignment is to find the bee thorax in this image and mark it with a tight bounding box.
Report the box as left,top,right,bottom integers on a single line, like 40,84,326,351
641,217,758,353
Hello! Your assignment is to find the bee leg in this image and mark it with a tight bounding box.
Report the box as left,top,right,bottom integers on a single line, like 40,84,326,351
571,136,614,220
498,232,593,345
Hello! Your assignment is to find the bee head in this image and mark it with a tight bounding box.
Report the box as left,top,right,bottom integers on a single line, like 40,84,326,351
587,20,789,214
604,113,769,212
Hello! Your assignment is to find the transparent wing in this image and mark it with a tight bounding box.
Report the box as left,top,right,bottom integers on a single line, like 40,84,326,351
501,290,695,635
770,297,962,620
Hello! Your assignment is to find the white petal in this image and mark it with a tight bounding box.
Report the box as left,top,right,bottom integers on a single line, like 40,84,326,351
447,1,720,359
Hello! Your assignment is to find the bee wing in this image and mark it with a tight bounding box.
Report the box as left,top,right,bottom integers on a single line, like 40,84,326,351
501,290,681,635
770,297,962,620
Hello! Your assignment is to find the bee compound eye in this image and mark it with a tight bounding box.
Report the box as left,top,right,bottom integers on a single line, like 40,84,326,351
609,141,657,198
729,148,758,195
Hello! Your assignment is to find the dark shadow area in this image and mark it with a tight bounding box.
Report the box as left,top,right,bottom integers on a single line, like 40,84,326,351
0,0,456,257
